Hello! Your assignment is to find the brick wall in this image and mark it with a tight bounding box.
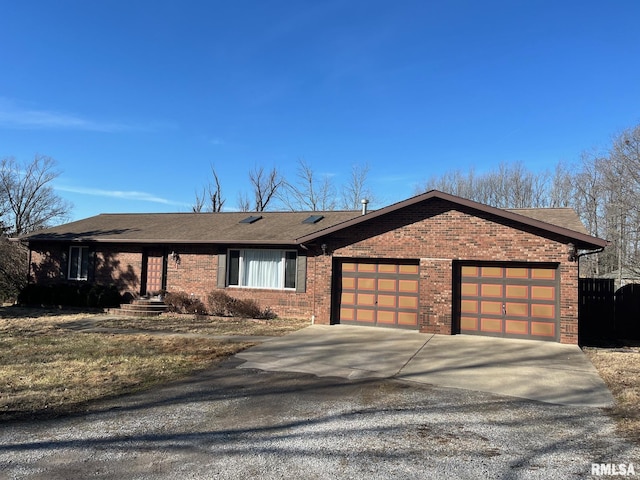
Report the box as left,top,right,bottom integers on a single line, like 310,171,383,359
165,245,218,297
27,198,581,343
94,246,143,293
308,199,579,344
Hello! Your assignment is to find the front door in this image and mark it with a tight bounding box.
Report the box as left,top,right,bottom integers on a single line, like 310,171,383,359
142,250,166,295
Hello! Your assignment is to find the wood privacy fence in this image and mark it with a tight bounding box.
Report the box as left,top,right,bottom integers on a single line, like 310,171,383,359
579,278,640,344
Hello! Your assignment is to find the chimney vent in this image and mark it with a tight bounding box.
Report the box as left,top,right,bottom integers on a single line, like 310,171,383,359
360,198,369,215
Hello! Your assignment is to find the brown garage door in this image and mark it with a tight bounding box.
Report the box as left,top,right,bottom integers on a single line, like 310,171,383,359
458,264,559,341
338,260,420,329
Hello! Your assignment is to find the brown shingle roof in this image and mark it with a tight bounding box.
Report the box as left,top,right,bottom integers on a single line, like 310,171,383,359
295,191,607,249
22,211,362,244
505,208,589,235
21,191,607,249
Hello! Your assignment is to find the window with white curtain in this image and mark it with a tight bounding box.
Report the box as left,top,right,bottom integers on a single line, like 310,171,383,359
228,249,296,289
68,246,89,280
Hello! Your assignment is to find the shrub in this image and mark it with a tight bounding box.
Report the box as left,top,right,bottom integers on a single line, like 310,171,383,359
164,291,206,314
230,297,262,318
17,283,122,308
206,290,276,319
206,290,237,316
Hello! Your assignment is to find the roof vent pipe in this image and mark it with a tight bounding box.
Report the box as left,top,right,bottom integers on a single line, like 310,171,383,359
361,198,369,215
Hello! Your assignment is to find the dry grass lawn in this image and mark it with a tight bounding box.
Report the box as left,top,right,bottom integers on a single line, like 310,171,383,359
584,347,640,444
0,307,309,421
3,305,638,444
94,313,311,336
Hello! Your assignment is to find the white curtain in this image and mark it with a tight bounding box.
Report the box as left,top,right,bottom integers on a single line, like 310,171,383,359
242,250,282,288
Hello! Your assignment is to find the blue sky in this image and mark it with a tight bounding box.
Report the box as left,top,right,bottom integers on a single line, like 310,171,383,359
1,0,639,221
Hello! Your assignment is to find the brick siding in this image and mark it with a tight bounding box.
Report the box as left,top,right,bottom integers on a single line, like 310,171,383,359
27,198,581,344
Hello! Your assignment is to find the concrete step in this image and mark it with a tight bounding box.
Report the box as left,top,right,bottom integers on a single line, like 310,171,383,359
108,298,169,317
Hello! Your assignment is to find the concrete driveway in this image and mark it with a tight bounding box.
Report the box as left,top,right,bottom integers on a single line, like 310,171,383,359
237,325,614,408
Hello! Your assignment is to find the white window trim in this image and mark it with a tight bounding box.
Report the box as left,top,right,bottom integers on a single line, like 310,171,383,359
227,248,297,290
68,245,89,281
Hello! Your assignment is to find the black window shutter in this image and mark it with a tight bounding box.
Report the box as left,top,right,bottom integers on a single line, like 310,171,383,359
87,249,96,282
60,246,69,279
296,253,307,293
217,253,227,288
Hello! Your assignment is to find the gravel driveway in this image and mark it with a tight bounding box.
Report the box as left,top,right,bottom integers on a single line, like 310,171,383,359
1,357,637,479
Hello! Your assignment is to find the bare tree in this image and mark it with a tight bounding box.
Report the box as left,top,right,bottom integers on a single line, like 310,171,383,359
0,155,71,235
193,165,225,212
236,192,251,212
0,235,27,302
600,125,640,277
340,163,376,210
0,155,70,301
416,162,551,209
280,159,336,211
249,166,283,212
548,162,575,208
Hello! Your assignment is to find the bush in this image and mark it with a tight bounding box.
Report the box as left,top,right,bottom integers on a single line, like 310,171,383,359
206,290,276,319
164,291,207,314
17,283,123,308
206,290,236,316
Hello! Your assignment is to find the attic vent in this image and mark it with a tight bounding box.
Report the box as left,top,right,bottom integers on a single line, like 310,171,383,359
302,215,324,224
239,215,262,224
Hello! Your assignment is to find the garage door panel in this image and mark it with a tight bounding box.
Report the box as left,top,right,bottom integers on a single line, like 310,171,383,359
531,286,555,300
506,302,528,316
481,266,503,278
531,304,555,319
462,266,479,277
460,316,478,330
461,283,479,296
461,300,478,313
481,301,503,315
378,264,397,274
377,294,397,308
399,279,419,293
505,320,528,335
506,268,528,279
356,309,375,322
377,279,397,291
459,263,559,341
377,311,396,324
357,293,376,306
481,284,503,297
506,285,528,299
398,312,418,325
358,263,376,273
339,260,419,329
481,318,503,333
531,269,555,280
398,296,418,309
399,265,419,275
357,278,376,290
531,322,555,337
342,277,355,289
340,307,355,321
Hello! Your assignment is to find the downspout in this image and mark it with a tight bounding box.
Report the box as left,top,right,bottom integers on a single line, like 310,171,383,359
576,246,606,277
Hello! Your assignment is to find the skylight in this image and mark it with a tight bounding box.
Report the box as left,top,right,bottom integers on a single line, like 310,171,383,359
239,215,262,224
302,215,324,224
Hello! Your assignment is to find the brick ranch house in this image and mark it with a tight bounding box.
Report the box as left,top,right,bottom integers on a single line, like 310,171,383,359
19,190,607,344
